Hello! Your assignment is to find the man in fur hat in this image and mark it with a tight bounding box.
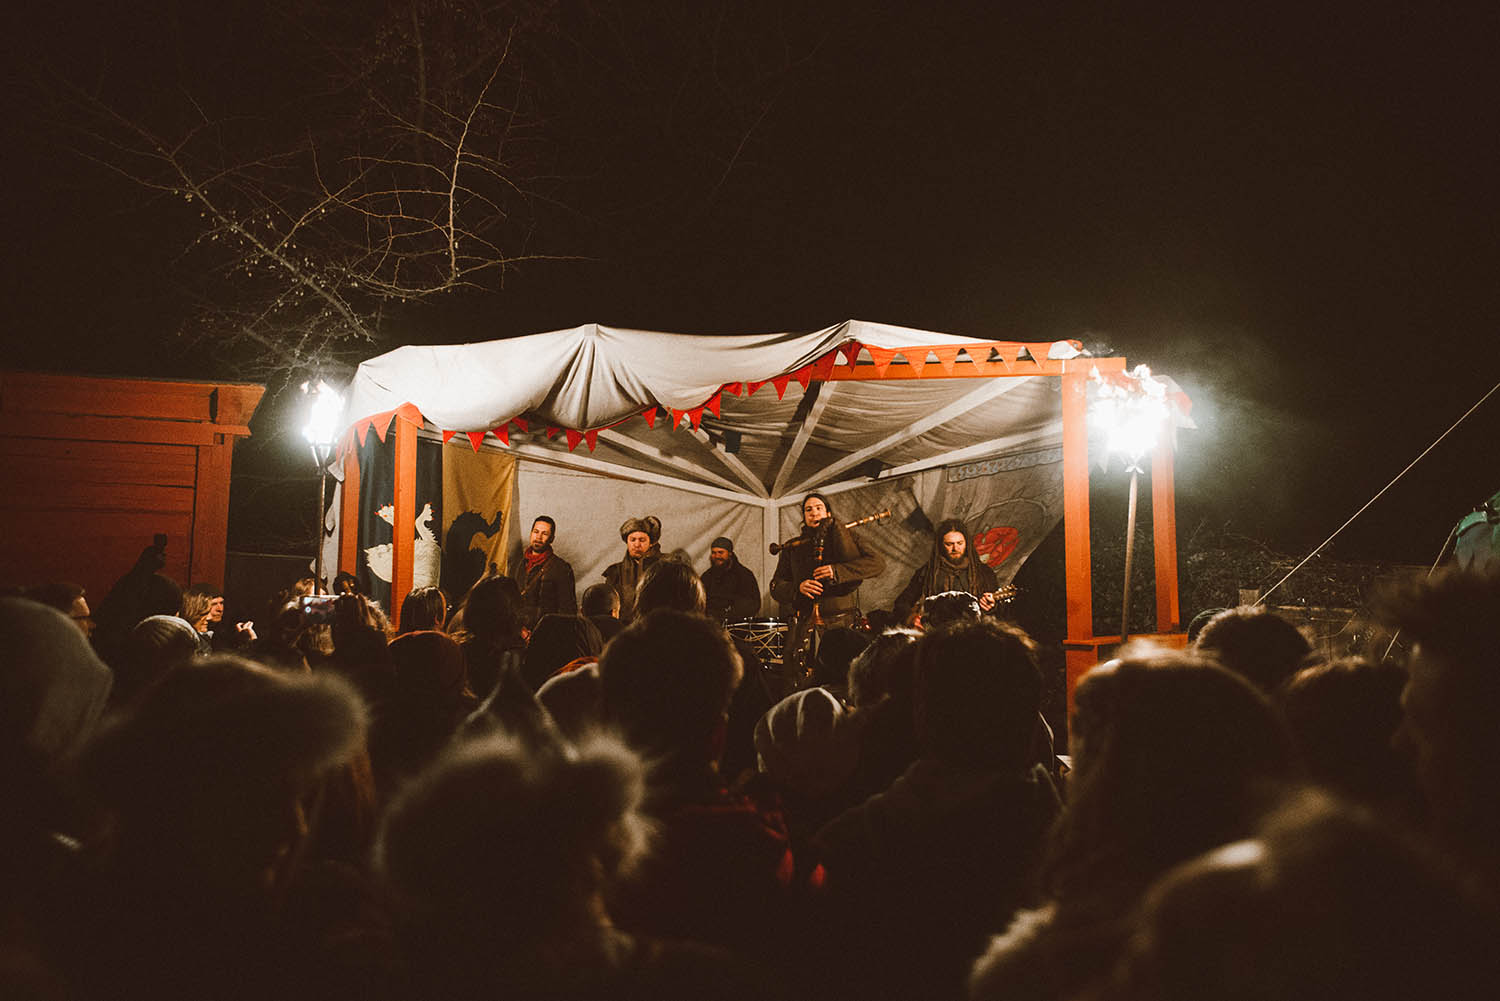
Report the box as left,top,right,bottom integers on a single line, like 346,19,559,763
512,515,577,631
602,515,662,623
702,536,761,623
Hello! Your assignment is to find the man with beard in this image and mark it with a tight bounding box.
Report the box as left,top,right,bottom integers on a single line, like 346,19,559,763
512,516,576,631
702,536,760,623
602,515,661,623
893,518,1000,625
770,492,885,696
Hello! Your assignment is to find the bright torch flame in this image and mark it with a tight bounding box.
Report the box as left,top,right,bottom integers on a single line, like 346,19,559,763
301,380,345,449
1090,364,1170,466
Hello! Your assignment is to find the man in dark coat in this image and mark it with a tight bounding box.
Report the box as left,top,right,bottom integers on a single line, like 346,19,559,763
769,492,885,697
512,516,576,631
893,517,1001,625
602,515,661,623
702,536,760,623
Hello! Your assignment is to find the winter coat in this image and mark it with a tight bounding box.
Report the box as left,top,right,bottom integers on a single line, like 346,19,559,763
702,555,761,622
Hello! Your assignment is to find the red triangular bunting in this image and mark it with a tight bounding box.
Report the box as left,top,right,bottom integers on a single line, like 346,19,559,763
771,374,792,399
706,394,722,418
565,429,584,451
746,380,766,396
466,431,486,451
722,383,743,396
670,409,686,430
688,407,705,429
441,429,456,443
905,351,929,377
491,426,509,447
839,341,863,373
584,430,599,451
1025,343,1052,369
793,365,814,390
867,346,896,378
932,346,962,375
511,418,529,433
545,427,561,440
811,352,837,382
642,407,658,428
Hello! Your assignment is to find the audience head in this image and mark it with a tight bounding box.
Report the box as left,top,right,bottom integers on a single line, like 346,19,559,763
1193,605,1314,694
522,614,604,691
398,586,448,635
79,655,366,896
812,626,871,689
376,734,650,966
846,627,920,708
634,559,706,616
457,574,523,642
180,590,213,633
919,589,982,631
915,619,1041,769
1099,790,1500,1001
116,614,201,703
1051,653,1293,898
598,610,742,762
24,581,93,637
1377,566,1500,866
1,597,113,766
1280,656,1413,810
582,582,621,619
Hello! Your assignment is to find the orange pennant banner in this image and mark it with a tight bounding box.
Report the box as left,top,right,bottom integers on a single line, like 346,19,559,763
866,346,896,378
932,346,962,375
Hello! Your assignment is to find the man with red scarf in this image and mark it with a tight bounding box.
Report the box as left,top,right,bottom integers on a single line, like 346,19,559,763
512,515,577,631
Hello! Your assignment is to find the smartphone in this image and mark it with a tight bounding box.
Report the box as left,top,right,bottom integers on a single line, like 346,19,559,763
298,594,339,625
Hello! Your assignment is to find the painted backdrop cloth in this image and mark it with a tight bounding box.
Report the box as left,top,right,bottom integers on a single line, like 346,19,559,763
441,441,517,601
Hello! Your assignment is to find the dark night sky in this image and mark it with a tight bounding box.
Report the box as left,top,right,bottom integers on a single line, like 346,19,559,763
5,1,1497,565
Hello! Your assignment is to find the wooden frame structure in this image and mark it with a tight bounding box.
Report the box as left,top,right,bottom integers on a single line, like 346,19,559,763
337,342,1183,694
0,370,262,604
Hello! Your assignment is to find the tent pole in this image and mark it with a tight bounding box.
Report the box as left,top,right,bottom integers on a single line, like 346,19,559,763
339,449,360,578
392,415,417,627
1151,437,1180,633
1061,369,1094,711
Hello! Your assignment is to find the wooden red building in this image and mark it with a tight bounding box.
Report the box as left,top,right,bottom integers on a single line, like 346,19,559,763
0,371,263,605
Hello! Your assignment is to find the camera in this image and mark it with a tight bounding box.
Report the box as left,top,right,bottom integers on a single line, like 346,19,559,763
297,594,340,625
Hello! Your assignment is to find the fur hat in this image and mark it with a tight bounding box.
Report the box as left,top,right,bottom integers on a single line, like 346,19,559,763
619,515,662,544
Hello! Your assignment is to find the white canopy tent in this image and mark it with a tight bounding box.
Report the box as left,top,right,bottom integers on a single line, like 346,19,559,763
328,319,1186,689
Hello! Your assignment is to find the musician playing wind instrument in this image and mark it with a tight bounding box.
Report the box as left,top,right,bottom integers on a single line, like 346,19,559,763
769,492,885,696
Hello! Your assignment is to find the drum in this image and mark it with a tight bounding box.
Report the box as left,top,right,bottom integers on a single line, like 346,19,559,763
726,618,788,666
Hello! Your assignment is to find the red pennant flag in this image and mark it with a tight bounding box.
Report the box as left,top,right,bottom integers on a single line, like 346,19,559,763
811,352,837,381
792,365,814,390
642,407,658,428
722,382,743,396
839,341,863,373
584,430,599,451
904,351,929,377
1025,343,1052,369
771,374,792,399
545,427,561,440
491,426,509,446
565,429,584,451
670,409,686,430
441,429,456,444
372,412,395,443
746,380,766,396
688,407,705,429
466,431,486,451
932,346,963,375
706,393,722,418
866,346,896,378
511,418,529,433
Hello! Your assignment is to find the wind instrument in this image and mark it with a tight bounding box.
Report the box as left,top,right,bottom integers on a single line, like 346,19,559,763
768,509,892,554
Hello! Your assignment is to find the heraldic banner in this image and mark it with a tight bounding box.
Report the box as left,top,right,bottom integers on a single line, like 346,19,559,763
441,441,516,602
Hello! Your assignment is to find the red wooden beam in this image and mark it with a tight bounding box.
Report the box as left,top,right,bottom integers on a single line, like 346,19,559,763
391,415,417,627
1152,436,1181,633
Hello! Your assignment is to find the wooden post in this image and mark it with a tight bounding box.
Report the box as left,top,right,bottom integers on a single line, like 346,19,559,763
392,415,417,627
1151,433,1181,633
190,438,235,587
1061,369,1094,712
339,449,360,577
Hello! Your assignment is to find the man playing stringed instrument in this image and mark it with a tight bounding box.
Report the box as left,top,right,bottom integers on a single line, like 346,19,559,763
893,518,1013,626
769,492,885,698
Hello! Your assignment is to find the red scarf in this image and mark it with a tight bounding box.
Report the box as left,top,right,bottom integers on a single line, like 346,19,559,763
523,546,552,574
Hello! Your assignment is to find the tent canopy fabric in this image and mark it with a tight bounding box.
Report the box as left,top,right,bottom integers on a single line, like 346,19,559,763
338,319,1093,505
